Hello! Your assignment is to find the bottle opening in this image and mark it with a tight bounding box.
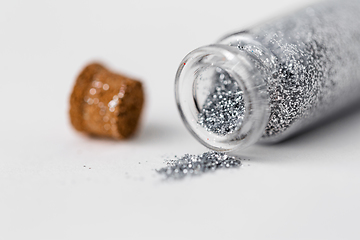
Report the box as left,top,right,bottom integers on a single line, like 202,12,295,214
195,66,246,136
175,44,270,152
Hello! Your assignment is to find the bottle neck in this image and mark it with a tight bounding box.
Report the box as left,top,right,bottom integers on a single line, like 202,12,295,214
175,38,273,152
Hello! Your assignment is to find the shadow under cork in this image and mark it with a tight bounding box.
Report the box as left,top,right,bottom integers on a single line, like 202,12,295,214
72,118,184,143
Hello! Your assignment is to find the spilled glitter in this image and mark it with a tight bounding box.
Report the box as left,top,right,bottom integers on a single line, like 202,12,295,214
197,68,245,136
157,151,241,179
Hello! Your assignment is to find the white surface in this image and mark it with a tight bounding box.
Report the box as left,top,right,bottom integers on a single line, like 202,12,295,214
1,0,360,239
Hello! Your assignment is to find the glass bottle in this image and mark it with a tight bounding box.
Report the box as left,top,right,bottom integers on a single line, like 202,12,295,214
175,0,360,152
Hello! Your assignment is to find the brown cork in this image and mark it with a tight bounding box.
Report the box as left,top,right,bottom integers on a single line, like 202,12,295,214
69,63,144,139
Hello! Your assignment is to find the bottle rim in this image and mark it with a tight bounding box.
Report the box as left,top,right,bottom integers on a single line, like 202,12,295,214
175,44,270,152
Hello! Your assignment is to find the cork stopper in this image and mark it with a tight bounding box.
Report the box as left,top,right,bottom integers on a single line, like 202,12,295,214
69,63,144,139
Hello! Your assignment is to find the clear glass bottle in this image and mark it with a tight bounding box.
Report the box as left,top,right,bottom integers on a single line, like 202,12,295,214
175,0,360,152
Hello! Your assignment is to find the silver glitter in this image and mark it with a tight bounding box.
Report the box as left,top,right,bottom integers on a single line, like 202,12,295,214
196,0,360,141
198,68,245,135
157,151,241,179
108,99,118,108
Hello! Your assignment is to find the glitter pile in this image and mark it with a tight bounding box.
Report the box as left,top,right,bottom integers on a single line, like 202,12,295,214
157,151,241,179
197,68,245,135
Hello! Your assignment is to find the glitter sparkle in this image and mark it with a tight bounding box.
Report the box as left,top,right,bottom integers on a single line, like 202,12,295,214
197,68,245,136
157,151,241,179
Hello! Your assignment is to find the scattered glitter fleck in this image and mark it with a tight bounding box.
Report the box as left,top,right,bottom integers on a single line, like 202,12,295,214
108,100,118,108
89,88,96,95
157,151,241,179
92,81,103,88
87,98,94,105
93,98,99,104
103,84,109,90
118,92,124,98
103,116,109,122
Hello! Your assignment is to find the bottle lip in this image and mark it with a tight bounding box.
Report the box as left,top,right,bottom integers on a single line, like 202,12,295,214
175,44,270,152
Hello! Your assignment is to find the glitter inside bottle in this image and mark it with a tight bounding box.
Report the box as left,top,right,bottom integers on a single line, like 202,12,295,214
175,0,360,152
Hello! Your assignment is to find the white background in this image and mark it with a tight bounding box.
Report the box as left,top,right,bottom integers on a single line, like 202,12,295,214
1,0,360,239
